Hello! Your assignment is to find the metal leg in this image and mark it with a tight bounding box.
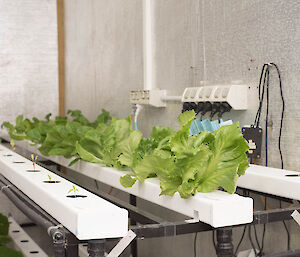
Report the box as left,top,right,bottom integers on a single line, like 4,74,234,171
65,232,79,257
216,227,233,257
88,240,105,257
52,229,65,257
130,194,138,257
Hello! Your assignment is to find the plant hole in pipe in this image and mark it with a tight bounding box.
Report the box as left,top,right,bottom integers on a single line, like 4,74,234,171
43,180,61,184
26,169,41,172
4,154,12,157
13,161,25,164
66,195,87,198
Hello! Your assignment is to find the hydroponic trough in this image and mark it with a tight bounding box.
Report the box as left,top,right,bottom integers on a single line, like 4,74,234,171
0,132,253,228
238,164,300,200
0,144,128,240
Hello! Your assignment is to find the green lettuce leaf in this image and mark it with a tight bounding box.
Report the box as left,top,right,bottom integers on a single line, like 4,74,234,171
120,174,137,188
0,214,9,236
124,111,249,198
196,123,249,194
118,130,143,167
0,245,23,257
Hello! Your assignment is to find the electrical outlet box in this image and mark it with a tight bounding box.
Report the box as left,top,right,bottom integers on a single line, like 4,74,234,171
181,85,248,110
130,90,166,107
242,126,262,159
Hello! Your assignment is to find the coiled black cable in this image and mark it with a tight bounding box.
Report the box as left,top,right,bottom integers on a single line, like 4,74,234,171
251,63,289,254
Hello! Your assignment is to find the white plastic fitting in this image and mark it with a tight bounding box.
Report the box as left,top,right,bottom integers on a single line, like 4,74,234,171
182,85,248,110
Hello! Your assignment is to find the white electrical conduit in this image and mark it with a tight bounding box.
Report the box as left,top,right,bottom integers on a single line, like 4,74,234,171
143,1,182,104
161,95,182,102
143,0,154,90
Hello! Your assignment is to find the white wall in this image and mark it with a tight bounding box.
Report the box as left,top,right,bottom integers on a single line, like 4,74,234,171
0,0,58,224
64,0,143,120
0,0,58,124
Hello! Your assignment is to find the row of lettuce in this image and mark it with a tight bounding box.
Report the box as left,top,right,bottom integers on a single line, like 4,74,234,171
2,109,249,199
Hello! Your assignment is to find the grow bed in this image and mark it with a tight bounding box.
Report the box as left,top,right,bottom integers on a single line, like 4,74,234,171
0,144,128,240
0,131,253,228
238,164,300,200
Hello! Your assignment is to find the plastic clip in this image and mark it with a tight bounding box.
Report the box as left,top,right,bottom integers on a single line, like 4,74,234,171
0,185,11,192
47,224,63,236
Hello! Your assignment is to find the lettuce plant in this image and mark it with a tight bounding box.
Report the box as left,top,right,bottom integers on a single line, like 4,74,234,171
31,154,38,171
120,111,249,198
10,140,15,151
68,185,79,196
2,110,249,199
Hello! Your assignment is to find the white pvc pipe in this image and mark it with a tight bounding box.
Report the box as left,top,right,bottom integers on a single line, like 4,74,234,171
143,0,155,90
0,144,128,240
161,95,182,102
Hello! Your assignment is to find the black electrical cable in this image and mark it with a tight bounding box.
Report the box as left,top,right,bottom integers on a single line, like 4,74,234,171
270,63,290,251
253,224,261,254
251,65,270,256
234,225,247,256
253,63,290,253
254,64,266,119
258,197,267,256
194,232,198,257
253,64,268,127
258,224,266,256
265,68,270,166
248,225,258,257
279,200,291,250
269,63,285,170
282,220,290,251
256,66,270,128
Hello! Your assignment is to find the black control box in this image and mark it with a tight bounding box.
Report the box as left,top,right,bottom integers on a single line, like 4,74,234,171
242,126,262,159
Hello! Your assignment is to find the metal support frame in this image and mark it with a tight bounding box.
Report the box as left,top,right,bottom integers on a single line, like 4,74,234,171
216,227,233,257
65,232,79,257
2,141,300,257
52,230,65,257
87,240,105,257
130,194,138,257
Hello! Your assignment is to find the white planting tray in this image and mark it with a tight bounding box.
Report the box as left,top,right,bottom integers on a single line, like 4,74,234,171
0,132,253,227
0,144,128,240
238,164,300,200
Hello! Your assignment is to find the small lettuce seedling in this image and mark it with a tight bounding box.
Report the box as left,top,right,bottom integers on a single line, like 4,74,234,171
31,154,38,171
10,139,15,151
44,174,60,183
68,185,79,197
